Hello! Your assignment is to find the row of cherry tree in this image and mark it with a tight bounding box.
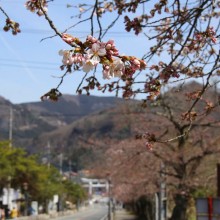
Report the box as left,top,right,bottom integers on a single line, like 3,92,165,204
92,83,220,219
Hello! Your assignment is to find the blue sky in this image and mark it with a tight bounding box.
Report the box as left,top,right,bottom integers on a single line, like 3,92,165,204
0,0,148,104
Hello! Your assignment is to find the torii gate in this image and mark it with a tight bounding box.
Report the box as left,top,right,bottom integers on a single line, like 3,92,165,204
80,178,110,197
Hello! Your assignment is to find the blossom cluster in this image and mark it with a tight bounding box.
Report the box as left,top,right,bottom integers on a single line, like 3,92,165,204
59,34,147,81
96,2,115,16
195,27,217,44
124,15,145,35
186,27,217,52
3,18,20,35
136,132,156,151
25,0,48,16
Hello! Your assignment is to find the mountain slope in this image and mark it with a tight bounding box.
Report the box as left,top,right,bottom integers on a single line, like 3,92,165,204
21,94,124,126
0,94,123,147
1,81,219,171
27,81,220,170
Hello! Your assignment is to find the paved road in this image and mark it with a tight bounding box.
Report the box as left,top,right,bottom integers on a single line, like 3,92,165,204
54,205,108,220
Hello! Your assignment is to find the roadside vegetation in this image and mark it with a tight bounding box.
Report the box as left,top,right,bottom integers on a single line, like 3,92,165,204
0,141,87,214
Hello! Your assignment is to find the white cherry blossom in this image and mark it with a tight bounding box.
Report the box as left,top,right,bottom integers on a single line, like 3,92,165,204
59,50,74,65
103,58,125,79
82,58,96,73
87,43,106,64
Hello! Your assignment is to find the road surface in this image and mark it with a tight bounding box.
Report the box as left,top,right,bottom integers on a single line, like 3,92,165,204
54,204,108,220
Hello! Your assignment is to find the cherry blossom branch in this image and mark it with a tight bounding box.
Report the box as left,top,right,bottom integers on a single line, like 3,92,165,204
76,72,89,94
0,6,9,18
101,14,120,39
55,70,69,90
38,1,62,38
96,7,103,39
23,0,220,148
0,6,20,35
89,0,98,36
183,50,220,119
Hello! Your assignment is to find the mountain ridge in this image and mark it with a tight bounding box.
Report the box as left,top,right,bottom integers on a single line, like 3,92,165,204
0,81,218,171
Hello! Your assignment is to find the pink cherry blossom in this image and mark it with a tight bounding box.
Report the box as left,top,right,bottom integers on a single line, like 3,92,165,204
86,35,97,44
59,50,84,66
105,40,119,56
62,33,76,44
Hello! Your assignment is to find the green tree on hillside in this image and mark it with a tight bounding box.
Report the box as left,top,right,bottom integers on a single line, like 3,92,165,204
0,141,87,213
63,180,87,204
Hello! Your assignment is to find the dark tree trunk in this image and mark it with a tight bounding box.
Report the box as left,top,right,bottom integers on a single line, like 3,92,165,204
128,195,155,220
170,194,188,220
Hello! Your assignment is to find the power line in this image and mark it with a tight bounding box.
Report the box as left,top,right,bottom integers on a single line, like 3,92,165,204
0,58,58,65
0,63,58,70
0,29,146,37
0,0,70,6
0,58,60,70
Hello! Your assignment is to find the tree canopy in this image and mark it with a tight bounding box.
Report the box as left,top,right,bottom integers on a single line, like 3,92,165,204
0,141,87,207
92,85,220,219
1,1,219,121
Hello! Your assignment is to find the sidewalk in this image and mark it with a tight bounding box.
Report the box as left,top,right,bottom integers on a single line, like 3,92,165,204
114,209,137,220
17,210,76,220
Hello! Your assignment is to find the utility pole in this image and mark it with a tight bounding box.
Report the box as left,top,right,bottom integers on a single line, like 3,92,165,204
69,160,72,179
155,193,159,220
7,107,13,214
217,163,220,197
156,162,167,220
158,162,167,220
108,178,112,220
59,153,63,175
47,141,51,169
9,107,13,148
